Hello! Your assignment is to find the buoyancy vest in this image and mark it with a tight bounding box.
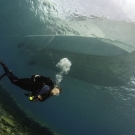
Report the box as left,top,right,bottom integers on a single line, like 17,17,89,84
31,75,55,90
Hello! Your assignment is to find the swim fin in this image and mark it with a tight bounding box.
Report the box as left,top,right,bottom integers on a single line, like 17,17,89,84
0,60,8,80
0,73,6,80
0,60,3,65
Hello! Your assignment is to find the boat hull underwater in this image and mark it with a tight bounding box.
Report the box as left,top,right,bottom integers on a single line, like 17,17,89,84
17,35,135,87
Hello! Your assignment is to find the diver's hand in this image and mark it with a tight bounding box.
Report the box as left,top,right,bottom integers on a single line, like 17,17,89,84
38,95,42,100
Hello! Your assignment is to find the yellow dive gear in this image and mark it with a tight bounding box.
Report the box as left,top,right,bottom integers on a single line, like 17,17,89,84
29,96,34,101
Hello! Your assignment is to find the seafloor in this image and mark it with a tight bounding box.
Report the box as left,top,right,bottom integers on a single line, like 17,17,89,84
0,83,58,135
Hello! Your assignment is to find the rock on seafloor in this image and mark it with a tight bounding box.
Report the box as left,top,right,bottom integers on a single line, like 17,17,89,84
0,83,59,135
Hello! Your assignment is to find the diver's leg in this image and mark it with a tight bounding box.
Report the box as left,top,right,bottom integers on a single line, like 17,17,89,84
13,78,36,91
0,61,35,92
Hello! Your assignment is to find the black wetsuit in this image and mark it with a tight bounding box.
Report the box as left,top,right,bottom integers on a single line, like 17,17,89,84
0,62,55,102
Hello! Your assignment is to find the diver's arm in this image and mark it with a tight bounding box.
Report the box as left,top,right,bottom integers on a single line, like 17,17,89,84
37,94,50,102
27,94,49,102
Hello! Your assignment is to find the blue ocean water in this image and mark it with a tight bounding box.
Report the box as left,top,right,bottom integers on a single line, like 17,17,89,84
1,0,135,135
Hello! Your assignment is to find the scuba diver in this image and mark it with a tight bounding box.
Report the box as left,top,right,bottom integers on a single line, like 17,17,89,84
0,61,61,102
